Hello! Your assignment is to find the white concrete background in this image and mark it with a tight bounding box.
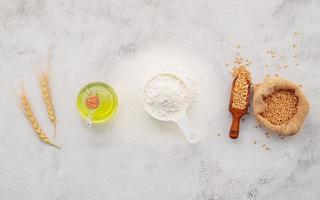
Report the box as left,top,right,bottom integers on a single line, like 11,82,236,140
1,0,320,199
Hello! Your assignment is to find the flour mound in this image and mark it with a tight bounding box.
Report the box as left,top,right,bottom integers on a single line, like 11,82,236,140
143,74,191,120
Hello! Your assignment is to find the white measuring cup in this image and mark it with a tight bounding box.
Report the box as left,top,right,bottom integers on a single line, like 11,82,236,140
143,73,200,143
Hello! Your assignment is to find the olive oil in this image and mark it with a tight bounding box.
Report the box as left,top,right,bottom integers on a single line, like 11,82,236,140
77,82,118,124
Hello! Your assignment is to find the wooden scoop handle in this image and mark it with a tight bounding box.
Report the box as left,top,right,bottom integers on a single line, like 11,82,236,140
229,115,241,139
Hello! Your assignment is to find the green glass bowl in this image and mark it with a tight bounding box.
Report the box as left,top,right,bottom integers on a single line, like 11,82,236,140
77,82,118,124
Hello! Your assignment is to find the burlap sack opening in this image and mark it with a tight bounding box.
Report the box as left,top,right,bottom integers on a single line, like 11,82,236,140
253,77,309,136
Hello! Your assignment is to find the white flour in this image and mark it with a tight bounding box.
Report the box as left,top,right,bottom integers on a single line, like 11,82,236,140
143,74,191,121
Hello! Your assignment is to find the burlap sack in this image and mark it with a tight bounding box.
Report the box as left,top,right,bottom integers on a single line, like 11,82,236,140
253,77,309,136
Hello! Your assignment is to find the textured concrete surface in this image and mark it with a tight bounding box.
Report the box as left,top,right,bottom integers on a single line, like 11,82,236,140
1,0,320,199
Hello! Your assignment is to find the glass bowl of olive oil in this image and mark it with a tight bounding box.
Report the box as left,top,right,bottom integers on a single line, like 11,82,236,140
77,82,118,125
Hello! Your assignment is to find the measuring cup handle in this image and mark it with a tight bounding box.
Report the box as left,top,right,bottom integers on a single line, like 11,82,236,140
175,115,200,143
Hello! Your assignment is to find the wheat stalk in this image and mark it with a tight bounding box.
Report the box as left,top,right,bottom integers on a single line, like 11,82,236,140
20,91,59,149
39,71,57,137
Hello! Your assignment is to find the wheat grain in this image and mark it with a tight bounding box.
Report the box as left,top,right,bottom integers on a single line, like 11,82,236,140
39,71,57,137
20,91,59,149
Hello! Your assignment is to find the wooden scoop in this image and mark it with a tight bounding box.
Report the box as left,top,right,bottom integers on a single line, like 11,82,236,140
229,77,251,139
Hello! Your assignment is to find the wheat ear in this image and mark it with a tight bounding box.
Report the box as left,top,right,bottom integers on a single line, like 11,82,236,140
20,91,59,149
39,71,57,137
